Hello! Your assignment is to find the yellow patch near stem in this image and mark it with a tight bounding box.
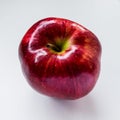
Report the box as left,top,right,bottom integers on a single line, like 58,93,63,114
48,38,71,55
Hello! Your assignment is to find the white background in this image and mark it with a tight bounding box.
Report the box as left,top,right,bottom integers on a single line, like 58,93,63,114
0,0,120,120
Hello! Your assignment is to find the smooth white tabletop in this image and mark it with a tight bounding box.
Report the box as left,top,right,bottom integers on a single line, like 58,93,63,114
0,0,120,120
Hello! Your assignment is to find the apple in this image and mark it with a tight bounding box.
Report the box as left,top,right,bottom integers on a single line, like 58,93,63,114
19,17,101,100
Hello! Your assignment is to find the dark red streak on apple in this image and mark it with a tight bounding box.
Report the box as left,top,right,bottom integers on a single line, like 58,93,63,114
19,17,101,99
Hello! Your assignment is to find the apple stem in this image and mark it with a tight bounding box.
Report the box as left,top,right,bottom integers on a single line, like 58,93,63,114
46,43,62,52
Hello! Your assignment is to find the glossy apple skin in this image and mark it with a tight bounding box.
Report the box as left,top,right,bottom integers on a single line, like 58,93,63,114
19,17,101,100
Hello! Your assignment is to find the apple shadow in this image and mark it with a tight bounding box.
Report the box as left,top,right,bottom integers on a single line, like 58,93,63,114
47,95,100,120
28,92,100,120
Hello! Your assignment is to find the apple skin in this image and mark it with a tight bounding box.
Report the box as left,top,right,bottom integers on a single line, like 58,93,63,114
19,17,101,100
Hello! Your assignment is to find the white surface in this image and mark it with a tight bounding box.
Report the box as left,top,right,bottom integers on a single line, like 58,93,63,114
0,0,120,120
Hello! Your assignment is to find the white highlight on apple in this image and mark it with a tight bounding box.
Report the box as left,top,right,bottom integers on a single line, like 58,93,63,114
28,20,56,53
34,49,47,63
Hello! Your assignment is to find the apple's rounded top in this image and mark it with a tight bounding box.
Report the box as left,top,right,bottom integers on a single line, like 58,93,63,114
20,17,101,57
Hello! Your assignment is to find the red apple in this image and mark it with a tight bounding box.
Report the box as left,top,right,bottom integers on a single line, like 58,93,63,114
19,17,101,100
